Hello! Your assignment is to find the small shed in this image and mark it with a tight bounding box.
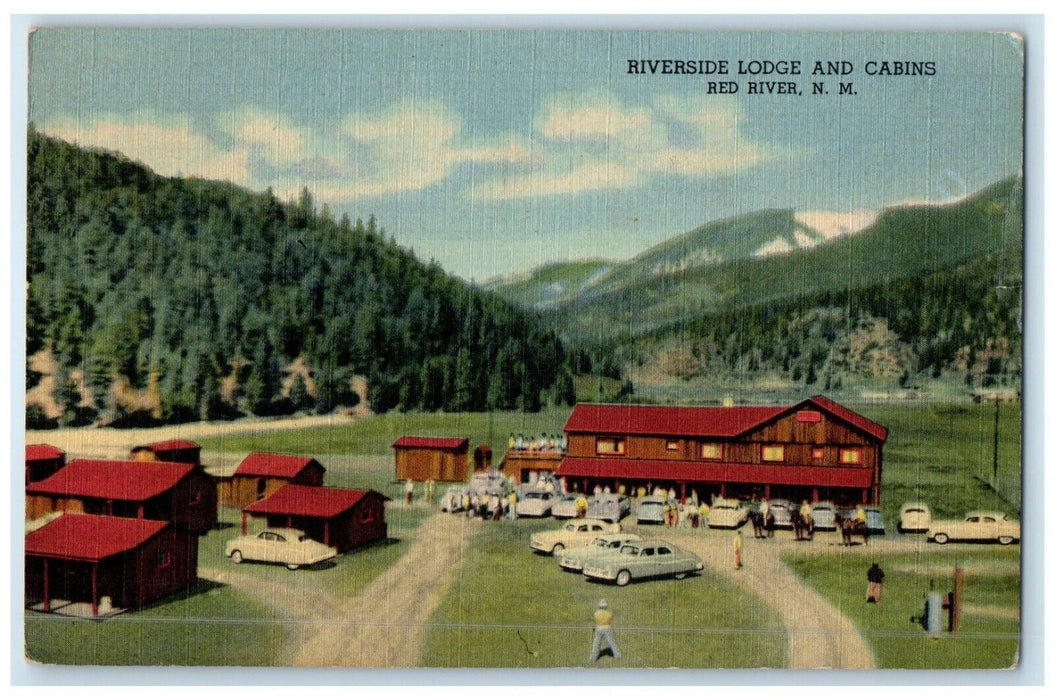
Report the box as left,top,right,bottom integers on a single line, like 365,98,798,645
242,484,390,552
25,444,66,485
25,459,218,533
498,449,565,484
392,436,469,482
221,452,327,508
25,513,198,617
130,439,202,466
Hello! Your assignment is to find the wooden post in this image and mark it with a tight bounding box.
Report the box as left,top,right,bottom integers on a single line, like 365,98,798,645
324,520,331,546
720,483,727,498
241,512,247,536
812,487,819,502
679,481,687,504
764,484,771,500
950,566,964,634
137,504,145,518
42,559,50,613
91,564,99,617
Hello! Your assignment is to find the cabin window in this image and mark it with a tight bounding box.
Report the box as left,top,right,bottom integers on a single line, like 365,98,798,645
701,444,722,460
189,489,202,505
256,478,267,498
811,447,825,461
797,410,822,423
666,440,680,452
596,437,625,455
360,508,375,524
839,449,862,465
761,445,785,462
158,550,171,568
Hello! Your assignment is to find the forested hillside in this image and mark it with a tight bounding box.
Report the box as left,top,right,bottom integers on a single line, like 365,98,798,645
26,128,587,427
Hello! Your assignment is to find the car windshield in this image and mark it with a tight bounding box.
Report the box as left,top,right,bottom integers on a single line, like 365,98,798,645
526,493,545,500
620,545,640,555
592,538,609,547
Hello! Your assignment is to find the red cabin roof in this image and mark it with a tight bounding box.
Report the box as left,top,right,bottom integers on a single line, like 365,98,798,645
233,453,324,479
26,459,196,502
391,436,469,451
244,484,389,519
25,444,65,462
556,457,874,489
133,439,201,452
25,513,168,562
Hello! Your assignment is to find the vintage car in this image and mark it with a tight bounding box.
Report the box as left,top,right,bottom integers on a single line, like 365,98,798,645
809,501,838,531
586,494,631,523
557,534,643,573
898,502,932,533
225,528,338,570
752,499,794,529
469,472,511,497
636,496,667,525
552,493,585,519
517,490,558,517
529,519,622,555
582,539,703,586
706,498,749,529
927,511,1020,545
837,506,887,535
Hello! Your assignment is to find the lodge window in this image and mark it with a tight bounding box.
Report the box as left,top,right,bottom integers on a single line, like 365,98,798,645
596,437,625,455
839,449,862,465
701,443,722,460
811,447,825,462
666,440,680,452
761,445,785,462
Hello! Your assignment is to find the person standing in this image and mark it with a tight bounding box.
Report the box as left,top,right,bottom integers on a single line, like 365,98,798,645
734,529,744,570
589,600,622,663
405,479,414,505
866,563,886,603
575,494,588,519
508,490,518,520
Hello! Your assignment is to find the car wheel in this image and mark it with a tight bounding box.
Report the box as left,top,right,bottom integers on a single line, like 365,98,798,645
933,533,949,544
615,570,632,586
230,550,243,564
286,562,300,570
551,543,565,555
674,571,687,580
998,535,1014,545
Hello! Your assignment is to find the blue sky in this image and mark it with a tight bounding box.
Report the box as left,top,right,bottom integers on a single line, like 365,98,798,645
28,29,1023,281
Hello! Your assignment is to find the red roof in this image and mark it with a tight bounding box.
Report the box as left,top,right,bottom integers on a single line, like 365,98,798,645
26,444,65,462
25,513,168,562
564,396,888,443
392,436,469,450
26,459,196,502
234,453,324,478
564,404,784,438
556,457,874,489
134,439,201,452
244,484,389,519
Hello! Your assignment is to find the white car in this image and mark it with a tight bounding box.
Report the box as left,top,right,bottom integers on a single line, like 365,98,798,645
225,528,338,570
707,499,749,529
809,501,838,531
927,512,1020,545
529,519,622,555
636,497,667,525
558,534,643,572
586,494,631,523
517,490,558,517
898,502,932,533
552,493,584,519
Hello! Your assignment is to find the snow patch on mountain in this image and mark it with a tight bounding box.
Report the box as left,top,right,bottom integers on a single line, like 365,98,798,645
796,210,878,240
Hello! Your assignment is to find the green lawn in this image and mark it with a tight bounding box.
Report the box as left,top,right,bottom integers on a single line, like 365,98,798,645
24,583,285,666
420,518,787,668
783,546,1020,669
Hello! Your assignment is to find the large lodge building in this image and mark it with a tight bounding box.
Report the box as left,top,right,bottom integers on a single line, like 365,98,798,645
555,396,888,506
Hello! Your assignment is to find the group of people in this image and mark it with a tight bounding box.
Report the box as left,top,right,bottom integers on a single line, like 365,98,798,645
460,490,517,521
508,433,567,452
402,478,437,505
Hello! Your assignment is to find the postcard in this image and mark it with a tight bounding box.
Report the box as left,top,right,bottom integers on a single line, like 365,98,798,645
22,26,1023,671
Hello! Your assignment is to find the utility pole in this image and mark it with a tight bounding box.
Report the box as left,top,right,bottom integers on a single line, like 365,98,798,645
992,397,1000,486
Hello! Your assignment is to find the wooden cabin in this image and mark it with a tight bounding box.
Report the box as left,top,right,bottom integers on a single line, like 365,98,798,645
25,444,66,485
241,484,389,552
220,453,326,508
25,459,218,533
391,436,469,482
556,396,888,506
25,513,198,617
130,439,202,466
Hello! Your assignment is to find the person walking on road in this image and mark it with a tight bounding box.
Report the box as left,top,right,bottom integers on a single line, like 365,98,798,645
589,600,622,663
866,563,886,603
733,529,744,570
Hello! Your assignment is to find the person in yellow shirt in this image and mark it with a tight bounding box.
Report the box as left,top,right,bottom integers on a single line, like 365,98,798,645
575,494,588,519
589,600,621,662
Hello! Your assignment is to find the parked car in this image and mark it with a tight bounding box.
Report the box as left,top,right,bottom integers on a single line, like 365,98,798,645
898,502,932,533
558,534,643,573
440,486,469,512
587,494,631,523
529,519,622,555
767,499,794,529
552,493,585,519
517,490,558,518
836,506,885,535
809,501,838,531
927,512,1020,545
636,497,667,525
469,472,511,497
707,498,749,529
225,528,337,570
582,539,703,586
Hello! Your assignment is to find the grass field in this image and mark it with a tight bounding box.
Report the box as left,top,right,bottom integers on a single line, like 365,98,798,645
783,545,1020,669
419,518,787,668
